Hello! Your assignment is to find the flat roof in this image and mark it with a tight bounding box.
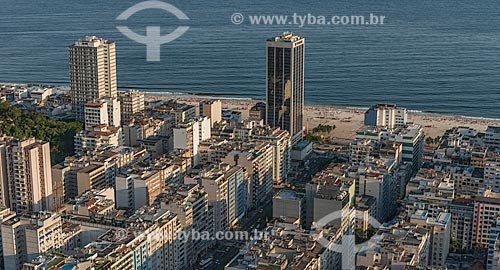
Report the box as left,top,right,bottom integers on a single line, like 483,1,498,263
275,189,303,200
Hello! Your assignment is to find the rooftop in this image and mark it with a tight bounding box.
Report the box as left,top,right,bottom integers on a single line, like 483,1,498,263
486,126,500,134
73,36,113,47
268,32,304,43
275,189,304,201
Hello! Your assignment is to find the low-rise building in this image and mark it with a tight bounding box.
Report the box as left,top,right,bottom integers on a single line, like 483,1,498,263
74,125,123,154
357,224,430,269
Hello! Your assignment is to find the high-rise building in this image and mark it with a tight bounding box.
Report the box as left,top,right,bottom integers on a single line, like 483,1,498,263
115,170,162,210
427,213,451,266
135,210,181,270
472,194,500,246
266,32,305,136
450,198,474,251
199,99,222,127
0,208,15,269
485,126,500,148
312,185,350,231
75,164,108,196
74,125,123,155
224,166,247,226
251,127,291,186
0,137,53,213
69,36,117,121
392,125,425,176
410,211,451,266
2,215,25,270
200,169,229,232
24,213,64,262
0,144,10,207
159,184,210,269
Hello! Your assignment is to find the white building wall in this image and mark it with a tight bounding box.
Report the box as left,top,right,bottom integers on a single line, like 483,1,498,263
84,103,108,130
107,98,121,127
199,117,211,142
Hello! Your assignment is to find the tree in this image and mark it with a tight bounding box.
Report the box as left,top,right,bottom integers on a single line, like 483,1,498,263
0,101,83,164
305,133,323,142
312,124,335,134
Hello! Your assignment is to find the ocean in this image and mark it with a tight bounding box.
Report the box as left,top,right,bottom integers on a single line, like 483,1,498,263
1,0,500,118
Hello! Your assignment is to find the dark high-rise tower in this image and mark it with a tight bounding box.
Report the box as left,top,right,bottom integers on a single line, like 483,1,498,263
266,32,305,136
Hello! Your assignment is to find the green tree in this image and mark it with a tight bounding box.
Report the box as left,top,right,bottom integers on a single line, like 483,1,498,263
0,101,83,164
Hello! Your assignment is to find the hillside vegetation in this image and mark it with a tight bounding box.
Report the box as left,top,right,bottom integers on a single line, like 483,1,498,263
0,101,82,164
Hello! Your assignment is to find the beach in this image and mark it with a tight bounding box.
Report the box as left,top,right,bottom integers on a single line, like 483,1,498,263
145,94,500,140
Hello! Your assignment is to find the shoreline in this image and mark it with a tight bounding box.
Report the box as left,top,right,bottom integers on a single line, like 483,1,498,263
144,93,500,139
2,83,500,139
143,91,500,123
2,82,500,122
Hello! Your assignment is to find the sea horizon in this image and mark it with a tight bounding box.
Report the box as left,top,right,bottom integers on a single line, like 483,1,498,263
2,0,500,119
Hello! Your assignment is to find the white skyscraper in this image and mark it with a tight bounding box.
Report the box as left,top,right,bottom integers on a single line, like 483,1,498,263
69,36,117,121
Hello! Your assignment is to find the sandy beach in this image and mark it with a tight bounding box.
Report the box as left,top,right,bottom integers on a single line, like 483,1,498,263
145,94,500,140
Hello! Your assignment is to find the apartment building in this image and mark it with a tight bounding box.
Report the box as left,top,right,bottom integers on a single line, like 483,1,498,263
199,99,221,127
173,117,211,166
2,213,63,270
223,142,274,208
119,90,145,124
1,137,53,213
364,103,408,129
84,98,121,130
159,184,210,268
74,125,123,154
69,36,117,121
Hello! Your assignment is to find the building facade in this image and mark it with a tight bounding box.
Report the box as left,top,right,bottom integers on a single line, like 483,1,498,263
364,104,408,129
266,32,305,136
119,90,145,124
69,36,117,121
199,100,221,127
1,138,53,213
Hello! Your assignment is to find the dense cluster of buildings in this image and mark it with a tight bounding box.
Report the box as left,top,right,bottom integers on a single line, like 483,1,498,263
347,119,500,269
1,33,500,270
0,33,310,270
